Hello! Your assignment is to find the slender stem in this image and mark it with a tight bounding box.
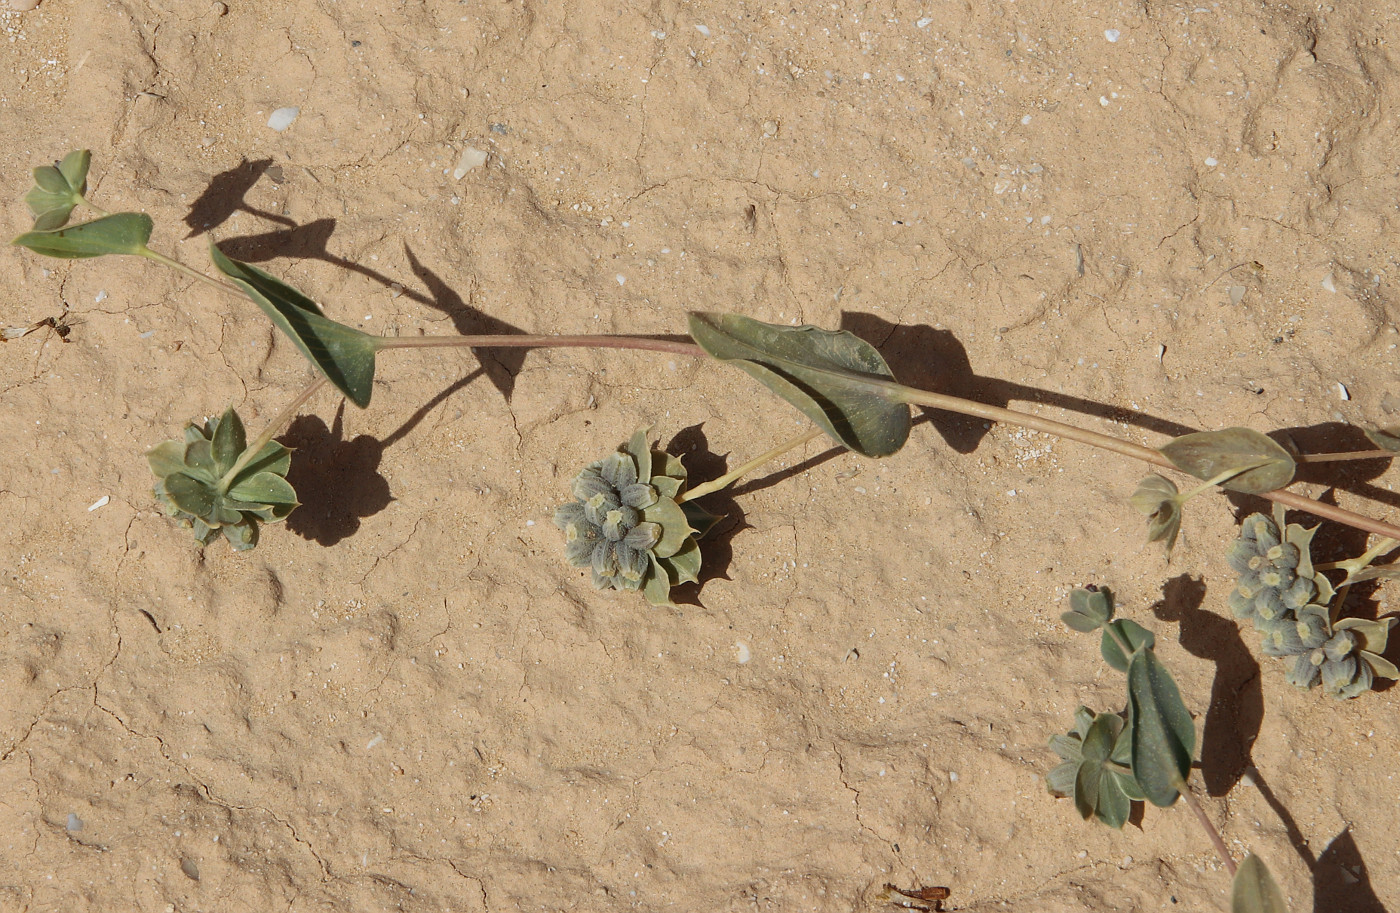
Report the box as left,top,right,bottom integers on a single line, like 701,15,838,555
80,198,111,218
1178,781,1237,876
678,426,825,503
139,247,244,297
377,333,706,358
1297,449,1393,463
219,376,327,485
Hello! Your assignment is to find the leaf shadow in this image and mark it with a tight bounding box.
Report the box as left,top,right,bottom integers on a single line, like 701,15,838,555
838,313,1198,453
1149,574,1261,797
663,424,747,606
1314,828,1388,913
183,158,295,238
280,373,479,545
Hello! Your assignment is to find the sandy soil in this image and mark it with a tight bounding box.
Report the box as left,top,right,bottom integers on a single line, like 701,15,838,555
2,1,1398,911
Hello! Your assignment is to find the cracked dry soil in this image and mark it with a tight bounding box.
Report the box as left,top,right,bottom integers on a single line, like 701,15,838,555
2,1,1399,911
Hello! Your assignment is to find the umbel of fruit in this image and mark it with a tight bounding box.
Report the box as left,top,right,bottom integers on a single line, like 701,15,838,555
554,429,717,606
1226,510,1399,699
146,406,299,550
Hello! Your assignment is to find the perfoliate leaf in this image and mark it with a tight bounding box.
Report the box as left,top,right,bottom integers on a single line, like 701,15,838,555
1101,618,1155,673
12,212,154,259
228,471,299,506
1364,426,1400,452
1158,428,1295,494
1231,855,1289,913
1129,474,1183,558
24,149,90,230
1062,586,1113,633
688,312,911,458
1128,649,1195,807
210,245,378,407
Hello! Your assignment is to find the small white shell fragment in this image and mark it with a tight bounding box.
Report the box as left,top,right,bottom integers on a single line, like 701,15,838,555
734,641,751,664
694,23,711,36
1320,272,1337,293
66,813,83,832
1338,382,1351,401
916,16,934,27
8,0,42,11
266,107,299,132
615,273,626,285
94,289,108,303
1229,285,1246,305
1104,29,1121,42
366,733,384,750
1156,344,1166,361
87,495,110,512
1204,156,1218,167
452,146,488,179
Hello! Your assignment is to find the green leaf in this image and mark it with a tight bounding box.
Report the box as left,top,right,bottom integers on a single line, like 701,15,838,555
1364,426,1400,452
1231,855,1289,913
164,473,217,518
146,439,188,479
1128,649,1195,807
1101,618,1155,673
228,471,299,506
1062,586,1113,633
1129,475,1183,558
680,500,721,539
24,150,90,230
210,407,247,476
641,496,694,559
12,212,154,259
662,537,702,584
209,245,378,408
1158,428,1295,494
688,312,911,458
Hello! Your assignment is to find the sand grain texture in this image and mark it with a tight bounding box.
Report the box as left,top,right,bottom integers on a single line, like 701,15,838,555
2,1,1398,911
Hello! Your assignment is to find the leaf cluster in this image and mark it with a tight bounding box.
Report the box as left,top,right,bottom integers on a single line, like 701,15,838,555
146,407,298,550
1049,588,1194,823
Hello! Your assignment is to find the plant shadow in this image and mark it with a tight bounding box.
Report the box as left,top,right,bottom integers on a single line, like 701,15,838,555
1314,828,1388,913
1149,574,1262,797
183,158,295,238
839,313,1198,452
281,373,481,545
664,424,747,606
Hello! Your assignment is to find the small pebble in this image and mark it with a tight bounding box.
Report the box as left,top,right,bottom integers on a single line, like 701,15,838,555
735,641,751,663
9,0,42,10
1204,156,1218,167
1338,382,1350,401
210,1,228,14
917,16,934,27
1229,285,1246,305
66,813,83,832
94,289,108,303
1320,272,1337,293
694,23,711,36
452,146,488,179
267,107,299,132
1104,29,1121,42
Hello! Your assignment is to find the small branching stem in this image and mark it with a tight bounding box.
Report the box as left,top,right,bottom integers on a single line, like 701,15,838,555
678,427,825,503
219,376,327,486
139,247,244,296
1178,780,1237,876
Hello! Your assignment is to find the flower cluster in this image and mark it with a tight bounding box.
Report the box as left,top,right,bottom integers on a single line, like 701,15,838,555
1228,510,1397,699
554,429,717,606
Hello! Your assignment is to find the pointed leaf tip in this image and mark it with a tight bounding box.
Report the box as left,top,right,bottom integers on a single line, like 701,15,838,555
1231,855,1289,913
687,312,911,458
209,244,377,407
